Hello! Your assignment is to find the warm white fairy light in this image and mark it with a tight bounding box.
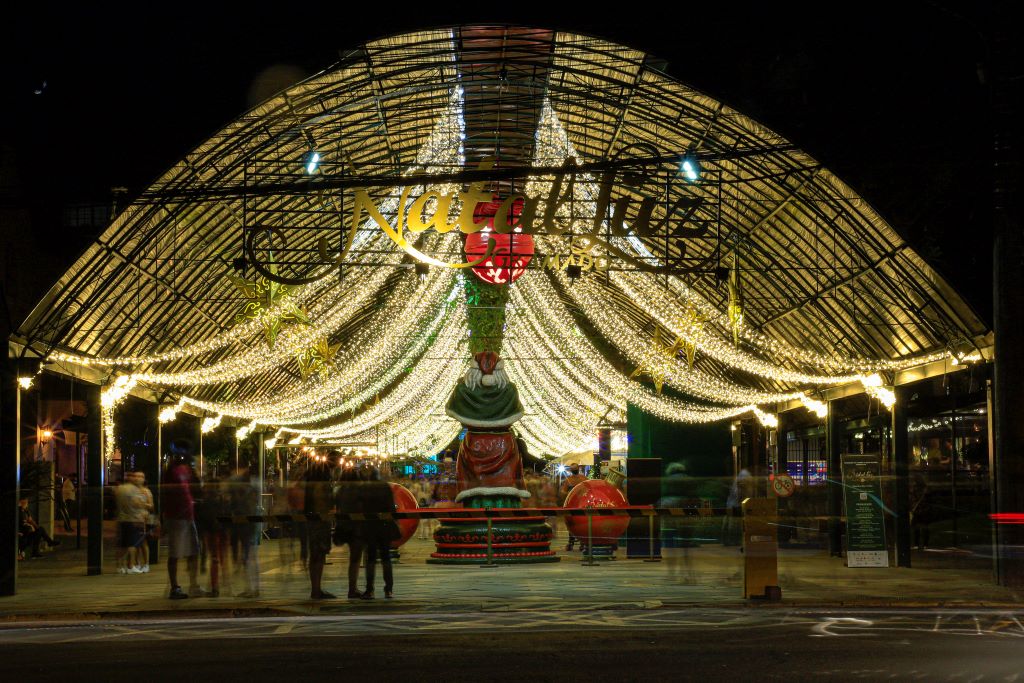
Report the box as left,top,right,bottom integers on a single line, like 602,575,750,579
506,357,595,451
60,86,954,459
514,271,767,423
284,318,467,440
131,262,399,386
236,422,255,441
860,373,896,408
98,376,138,462
613,272,864,384
100,375,137,409
532,98,953,377
158,400,184,424
549,267,804,405
17,376,34,390
504,328,608,432
801,396,829,418
178,267,459,425
103,409,116,462
47,86,466,377
200,415,222,434
751,406,779,428
47,275,336,369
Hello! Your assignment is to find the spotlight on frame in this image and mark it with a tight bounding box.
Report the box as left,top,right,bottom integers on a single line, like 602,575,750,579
680,150,700,182
305,151,321,174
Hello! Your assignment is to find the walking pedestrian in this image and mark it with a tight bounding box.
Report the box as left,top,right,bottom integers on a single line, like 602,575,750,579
197,477,229,596
62,474,78,522
163,440,202,599
333,463,364,598
115,472,148,574
285,461,308,569
305,451,338,600
137,472,156,573
356,465,400,600
229,464,261,598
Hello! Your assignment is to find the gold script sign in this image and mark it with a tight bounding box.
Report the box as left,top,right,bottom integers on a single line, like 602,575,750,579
251,157,708,284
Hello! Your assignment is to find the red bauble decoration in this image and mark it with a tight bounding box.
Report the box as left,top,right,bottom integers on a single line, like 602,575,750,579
389,482,419,548
563,479,630,545
464,199,534,284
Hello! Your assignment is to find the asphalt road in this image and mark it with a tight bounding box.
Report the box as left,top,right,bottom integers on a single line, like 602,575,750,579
2,609,1023,681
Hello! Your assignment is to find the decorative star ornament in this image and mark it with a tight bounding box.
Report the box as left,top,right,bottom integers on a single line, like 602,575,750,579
227,261,310,348
673,308,706,370
629,330,671,394
296,337,341,381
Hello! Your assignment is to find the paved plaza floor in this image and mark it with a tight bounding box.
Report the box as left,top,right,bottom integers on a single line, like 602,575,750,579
3,522,1020,621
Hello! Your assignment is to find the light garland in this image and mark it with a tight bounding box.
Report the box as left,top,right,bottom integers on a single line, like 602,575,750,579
514,271,768,423
158,401,183,424
801,396,829,418
860,373,896,408
178,265,459,424
532,98,951,376
47,86,466,374
61,86,965,461
200,415,222,434
751,406,779,428
236,421,255,441
99,375,137,462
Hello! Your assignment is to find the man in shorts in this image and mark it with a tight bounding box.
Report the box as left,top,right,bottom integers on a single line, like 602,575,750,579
163,440,202,599
115,472,149,573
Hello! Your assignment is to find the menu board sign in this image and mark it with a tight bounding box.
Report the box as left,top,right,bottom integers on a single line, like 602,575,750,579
841,454,889,568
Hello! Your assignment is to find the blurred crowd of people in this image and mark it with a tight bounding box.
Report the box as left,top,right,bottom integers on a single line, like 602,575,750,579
147,441,408,601
98,444,657,601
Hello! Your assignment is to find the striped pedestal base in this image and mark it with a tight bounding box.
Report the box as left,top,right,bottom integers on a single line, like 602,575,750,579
427,514,559,564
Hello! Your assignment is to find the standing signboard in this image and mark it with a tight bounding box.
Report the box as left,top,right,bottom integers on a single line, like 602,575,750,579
840,454,889,567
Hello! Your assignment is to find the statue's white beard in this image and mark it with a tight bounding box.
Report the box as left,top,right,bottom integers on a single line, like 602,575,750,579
480,367,509,389
463,366,483,390
463,360,508,390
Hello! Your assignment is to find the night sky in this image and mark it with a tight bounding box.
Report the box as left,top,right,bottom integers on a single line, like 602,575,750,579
1,2,1007,332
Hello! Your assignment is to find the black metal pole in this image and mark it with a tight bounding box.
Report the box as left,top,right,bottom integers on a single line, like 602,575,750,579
0,359,20,595
891,386,911,567
85,383,103,576
826,399,842,557
989,14,1024,588
147,403,160,565
75,430,81,550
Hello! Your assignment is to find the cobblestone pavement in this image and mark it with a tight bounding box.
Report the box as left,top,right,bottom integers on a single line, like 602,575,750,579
4,524,1020,621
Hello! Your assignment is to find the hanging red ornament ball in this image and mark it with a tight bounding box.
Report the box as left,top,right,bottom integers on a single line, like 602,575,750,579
464,198,534,284
389,482,419,548
563,479,631,545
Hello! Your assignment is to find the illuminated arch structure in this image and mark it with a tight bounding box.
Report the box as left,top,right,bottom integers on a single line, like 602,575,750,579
11,26,990,461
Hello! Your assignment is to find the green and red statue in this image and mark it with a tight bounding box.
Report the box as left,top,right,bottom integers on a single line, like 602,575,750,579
428,221,556,563
429,349,557,563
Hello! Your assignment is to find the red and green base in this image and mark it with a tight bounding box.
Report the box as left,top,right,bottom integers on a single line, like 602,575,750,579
428,513,559,564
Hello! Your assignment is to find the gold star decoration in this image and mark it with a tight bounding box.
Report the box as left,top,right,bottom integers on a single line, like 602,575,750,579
629,328,677,394
295,337,341,381
226,262,311,348
674,308,706,370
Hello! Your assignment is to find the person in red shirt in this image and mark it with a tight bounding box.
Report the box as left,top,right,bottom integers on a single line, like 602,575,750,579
163,439,202,599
